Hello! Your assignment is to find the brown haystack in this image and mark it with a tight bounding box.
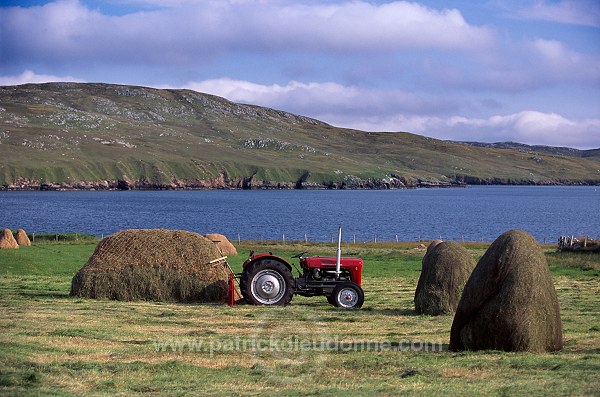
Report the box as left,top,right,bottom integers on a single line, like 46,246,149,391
15,229,31,246
205,233,238,256
450,229,563,352
426,240,443,255
414,241,476,315
0,228,19,249
70,229,230,302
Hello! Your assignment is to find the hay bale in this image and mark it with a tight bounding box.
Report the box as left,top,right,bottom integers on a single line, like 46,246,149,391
426,240,443,255
205,233,238,256
70,229,230,302
414,241,476,315
15,229,31,246
0,228,19,249
449,229,563,352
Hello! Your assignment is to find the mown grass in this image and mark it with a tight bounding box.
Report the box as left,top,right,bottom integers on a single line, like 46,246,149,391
0,241,598,396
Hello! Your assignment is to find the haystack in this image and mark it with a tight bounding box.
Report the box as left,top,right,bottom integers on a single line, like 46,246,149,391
449,229,563,352
70,229,230,302
205,233,238,256
414,241,475,315
426,240,443,255
0,228,19,249
15,229,31,246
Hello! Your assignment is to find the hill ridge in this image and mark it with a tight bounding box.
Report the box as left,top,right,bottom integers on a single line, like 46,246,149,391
1,82,599,190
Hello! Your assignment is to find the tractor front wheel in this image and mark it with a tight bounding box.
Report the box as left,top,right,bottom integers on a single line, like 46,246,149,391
331,282,364,309
240,259,294,306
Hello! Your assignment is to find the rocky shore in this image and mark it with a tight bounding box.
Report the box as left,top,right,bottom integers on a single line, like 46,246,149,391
2,174,598,191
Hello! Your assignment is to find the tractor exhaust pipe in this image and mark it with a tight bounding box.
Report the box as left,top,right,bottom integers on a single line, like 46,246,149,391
335,226,342,278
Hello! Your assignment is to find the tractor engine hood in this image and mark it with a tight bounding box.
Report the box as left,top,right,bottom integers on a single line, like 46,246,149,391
302,256,363,286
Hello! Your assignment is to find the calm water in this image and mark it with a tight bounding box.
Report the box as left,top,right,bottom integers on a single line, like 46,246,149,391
0,186,598,243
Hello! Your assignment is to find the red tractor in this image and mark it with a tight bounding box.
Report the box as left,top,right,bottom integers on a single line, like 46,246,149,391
238,228,364,309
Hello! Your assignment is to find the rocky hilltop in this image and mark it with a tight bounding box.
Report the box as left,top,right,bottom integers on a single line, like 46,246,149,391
1,83,599,190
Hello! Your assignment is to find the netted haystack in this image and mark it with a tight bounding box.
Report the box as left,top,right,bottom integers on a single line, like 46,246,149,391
205,233,238,256
414,241,476,315
15,229,31,246
70,229,230,302
0,228,19,249
450,229,563,352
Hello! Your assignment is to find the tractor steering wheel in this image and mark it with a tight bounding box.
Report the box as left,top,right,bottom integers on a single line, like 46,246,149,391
291,252,307,259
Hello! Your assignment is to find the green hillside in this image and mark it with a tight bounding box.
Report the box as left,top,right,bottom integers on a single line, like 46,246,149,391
1,82,599,189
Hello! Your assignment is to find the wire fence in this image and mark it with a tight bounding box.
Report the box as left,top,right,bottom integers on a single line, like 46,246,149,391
25,230,597,246
225,231,578,245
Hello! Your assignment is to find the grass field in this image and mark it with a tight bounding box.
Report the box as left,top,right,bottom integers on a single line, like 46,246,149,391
0,240,599,396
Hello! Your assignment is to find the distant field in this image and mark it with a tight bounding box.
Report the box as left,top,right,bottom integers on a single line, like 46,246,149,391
0,240,598,396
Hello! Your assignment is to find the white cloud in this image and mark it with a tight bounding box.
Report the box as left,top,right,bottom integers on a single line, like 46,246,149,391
0,70,84,86
0,0,494,67
423,36,600,92
384,111,600,149
184,77,457,116
517,0,600,27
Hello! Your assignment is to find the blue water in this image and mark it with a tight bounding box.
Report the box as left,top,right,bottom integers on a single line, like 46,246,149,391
0,186,598,243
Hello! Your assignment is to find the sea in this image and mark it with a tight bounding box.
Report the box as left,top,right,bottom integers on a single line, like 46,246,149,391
0,186,598,243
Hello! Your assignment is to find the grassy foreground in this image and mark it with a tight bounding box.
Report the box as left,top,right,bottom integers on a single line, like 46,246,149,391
0,240,599,396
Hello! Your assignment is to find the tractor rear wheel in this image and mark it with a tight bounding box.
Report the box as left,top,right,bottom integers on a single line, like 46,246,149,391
331,282,364,309
240,259,294,306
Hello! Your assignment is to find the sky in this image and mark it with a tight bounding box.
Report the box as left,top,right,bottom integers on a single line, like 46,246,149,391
1,0,599,149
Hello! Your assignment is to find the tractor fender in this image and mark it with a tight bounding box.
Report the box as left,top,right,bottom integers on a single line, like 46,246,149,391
242,253,293,272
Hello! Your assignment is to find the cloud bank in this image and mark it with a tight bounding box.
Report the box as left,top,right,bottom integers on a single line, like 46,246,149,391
0,0,494,65
0,70,84,86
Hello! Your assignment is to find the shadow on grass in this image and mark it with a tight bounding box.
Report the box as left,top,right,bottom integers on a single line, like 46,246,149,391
362,308,420,316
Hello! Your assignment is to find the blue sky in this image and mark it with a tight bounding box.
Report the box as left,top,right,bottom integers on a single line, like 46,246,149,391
1,0,599,148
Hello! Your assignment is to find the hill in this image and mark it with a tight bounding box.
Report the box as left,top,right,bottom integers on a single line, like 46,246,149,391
1,82,599,190
452,141,600,159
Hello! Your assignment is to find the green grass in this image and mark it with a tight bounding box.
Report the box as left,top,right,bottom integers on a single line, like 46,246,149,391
0,241,98,276
0,241,599,396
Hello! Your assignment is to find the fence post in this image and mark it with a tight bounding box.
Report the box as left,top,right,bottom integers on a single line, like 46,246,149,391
282,233,285,243
304,233,307,243
238,233,241,245
32,232,35,243
55,234,58,242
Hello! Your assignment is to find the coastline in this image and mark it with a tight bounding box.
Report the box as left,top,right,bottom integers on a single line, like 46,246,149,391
2,175,599,191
